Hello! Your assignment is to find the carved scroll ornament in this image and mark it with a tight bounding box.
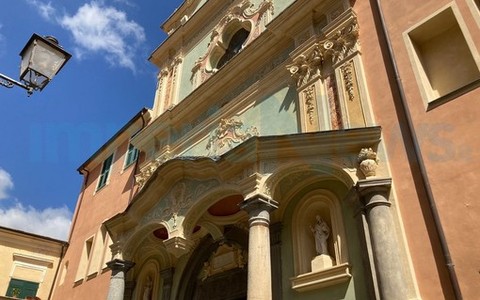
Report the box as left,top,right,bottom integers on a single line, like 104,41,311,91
135,145,174,189
206,118,259,156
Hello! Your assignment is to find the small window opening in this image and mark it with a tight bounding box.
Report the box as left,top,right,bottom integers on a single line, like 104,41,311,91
217,28,250,69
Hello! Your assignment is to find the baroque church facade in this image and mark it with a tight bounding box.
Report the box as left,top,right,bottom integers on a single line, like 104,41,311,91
51,0,480,299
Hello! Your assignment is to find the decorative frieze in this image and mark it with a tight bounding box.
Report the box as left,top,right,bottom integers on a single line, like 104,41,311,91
206,118,259,156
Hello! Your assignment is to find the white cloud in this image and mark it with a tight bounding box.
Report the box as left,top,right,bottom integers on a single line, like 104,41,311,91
60,1,146,71
26,0,56,20
0,203,72,240
0,168,14,200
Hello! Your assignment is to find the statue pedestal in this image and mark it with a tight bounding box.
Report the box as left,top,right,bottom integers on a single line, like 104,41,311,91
311,254,333,272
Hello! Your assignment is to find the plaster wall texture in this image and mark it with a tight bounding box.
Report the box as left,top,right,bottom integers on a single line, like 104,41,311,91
52,138,138,300
356,0,480,298
0,228,64,300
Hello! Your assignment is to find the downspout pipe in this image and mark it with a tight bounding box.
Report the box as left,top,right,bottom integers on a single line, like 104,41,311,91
48,242,67,300
370,1,462,299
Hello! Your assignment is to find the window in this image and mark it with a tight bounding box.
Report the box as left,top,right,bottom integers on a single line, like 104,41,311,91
216,28,250,69
75,237,93,282
97,154,113,190
6,279,39,299
124,143,139,169
405,6,480,105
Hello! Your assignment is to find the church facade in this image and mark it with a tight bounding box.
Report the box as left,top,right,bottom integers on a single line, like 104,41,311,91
51,0,480,299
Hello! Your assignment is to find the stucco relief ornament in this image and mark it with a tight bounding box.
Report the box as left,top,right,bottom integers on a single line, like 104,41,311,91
357,148,379,178
135,146,174,189
206,118,258,156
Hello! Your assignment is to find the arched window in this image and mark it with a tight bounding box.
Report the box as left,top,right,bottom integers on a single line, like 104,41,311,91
216,28,250,69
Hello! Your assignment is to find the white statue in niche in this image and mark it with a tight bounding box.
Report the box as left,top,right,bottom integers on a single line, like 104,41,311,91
310,215,330,256
310,215,334,271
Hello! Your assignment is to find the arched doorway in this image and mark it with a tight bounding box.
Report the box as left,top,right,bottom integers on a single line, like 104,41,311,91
177,226,248,300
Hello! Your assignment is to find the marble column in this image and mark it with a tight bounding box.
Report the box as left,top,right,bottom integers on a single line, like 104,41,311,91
241,194,278,300
106,259,135,300
357,178,408,300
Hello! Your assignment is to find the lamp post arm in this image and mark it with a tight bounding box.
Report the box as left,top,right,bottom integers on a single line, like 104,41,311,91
0,72,33,95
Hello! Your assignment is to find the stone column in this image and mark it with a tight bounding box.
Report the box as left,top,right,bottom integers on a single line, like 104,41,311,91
357,178,408,300
106,259,135,300
241,194,278,300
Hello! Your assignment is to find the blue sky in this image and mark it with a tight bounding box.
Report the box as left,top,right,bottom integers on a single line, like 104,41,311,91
0,0,183,240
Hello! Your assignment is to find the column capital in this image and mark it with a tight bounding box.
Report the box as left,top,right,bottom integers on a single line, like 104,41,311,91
107,259,135,273
240,193,279,213
356,178,392,196
356,178,392,210
241,194,279,227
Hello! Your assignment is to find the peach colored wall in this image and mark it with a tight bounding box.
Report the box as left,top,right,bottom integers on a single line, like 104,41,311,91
52,138,138,300
356,0,480,298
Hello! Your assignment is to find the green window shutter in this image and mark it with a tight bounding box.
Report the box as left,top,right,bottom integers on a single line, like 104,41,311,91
125,143,139,168
97,154,114,190
6,279,39,298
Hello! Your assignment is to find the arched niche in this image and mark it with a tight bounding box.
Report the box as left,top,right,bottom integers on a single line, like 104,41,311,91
132,259,161,300
292,189,348,275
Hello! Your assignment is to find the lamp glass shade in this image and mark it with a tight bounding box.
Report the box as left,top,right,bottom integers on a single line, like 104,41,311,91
19,34,71,91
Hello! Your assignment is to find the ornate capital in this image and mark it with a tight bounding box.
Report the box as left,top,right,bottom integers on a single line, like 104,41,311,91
287,12,359,88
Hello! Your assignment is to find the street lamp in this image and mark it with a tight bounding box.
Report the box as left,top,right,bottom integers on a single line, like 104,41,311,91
0,33,71,95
